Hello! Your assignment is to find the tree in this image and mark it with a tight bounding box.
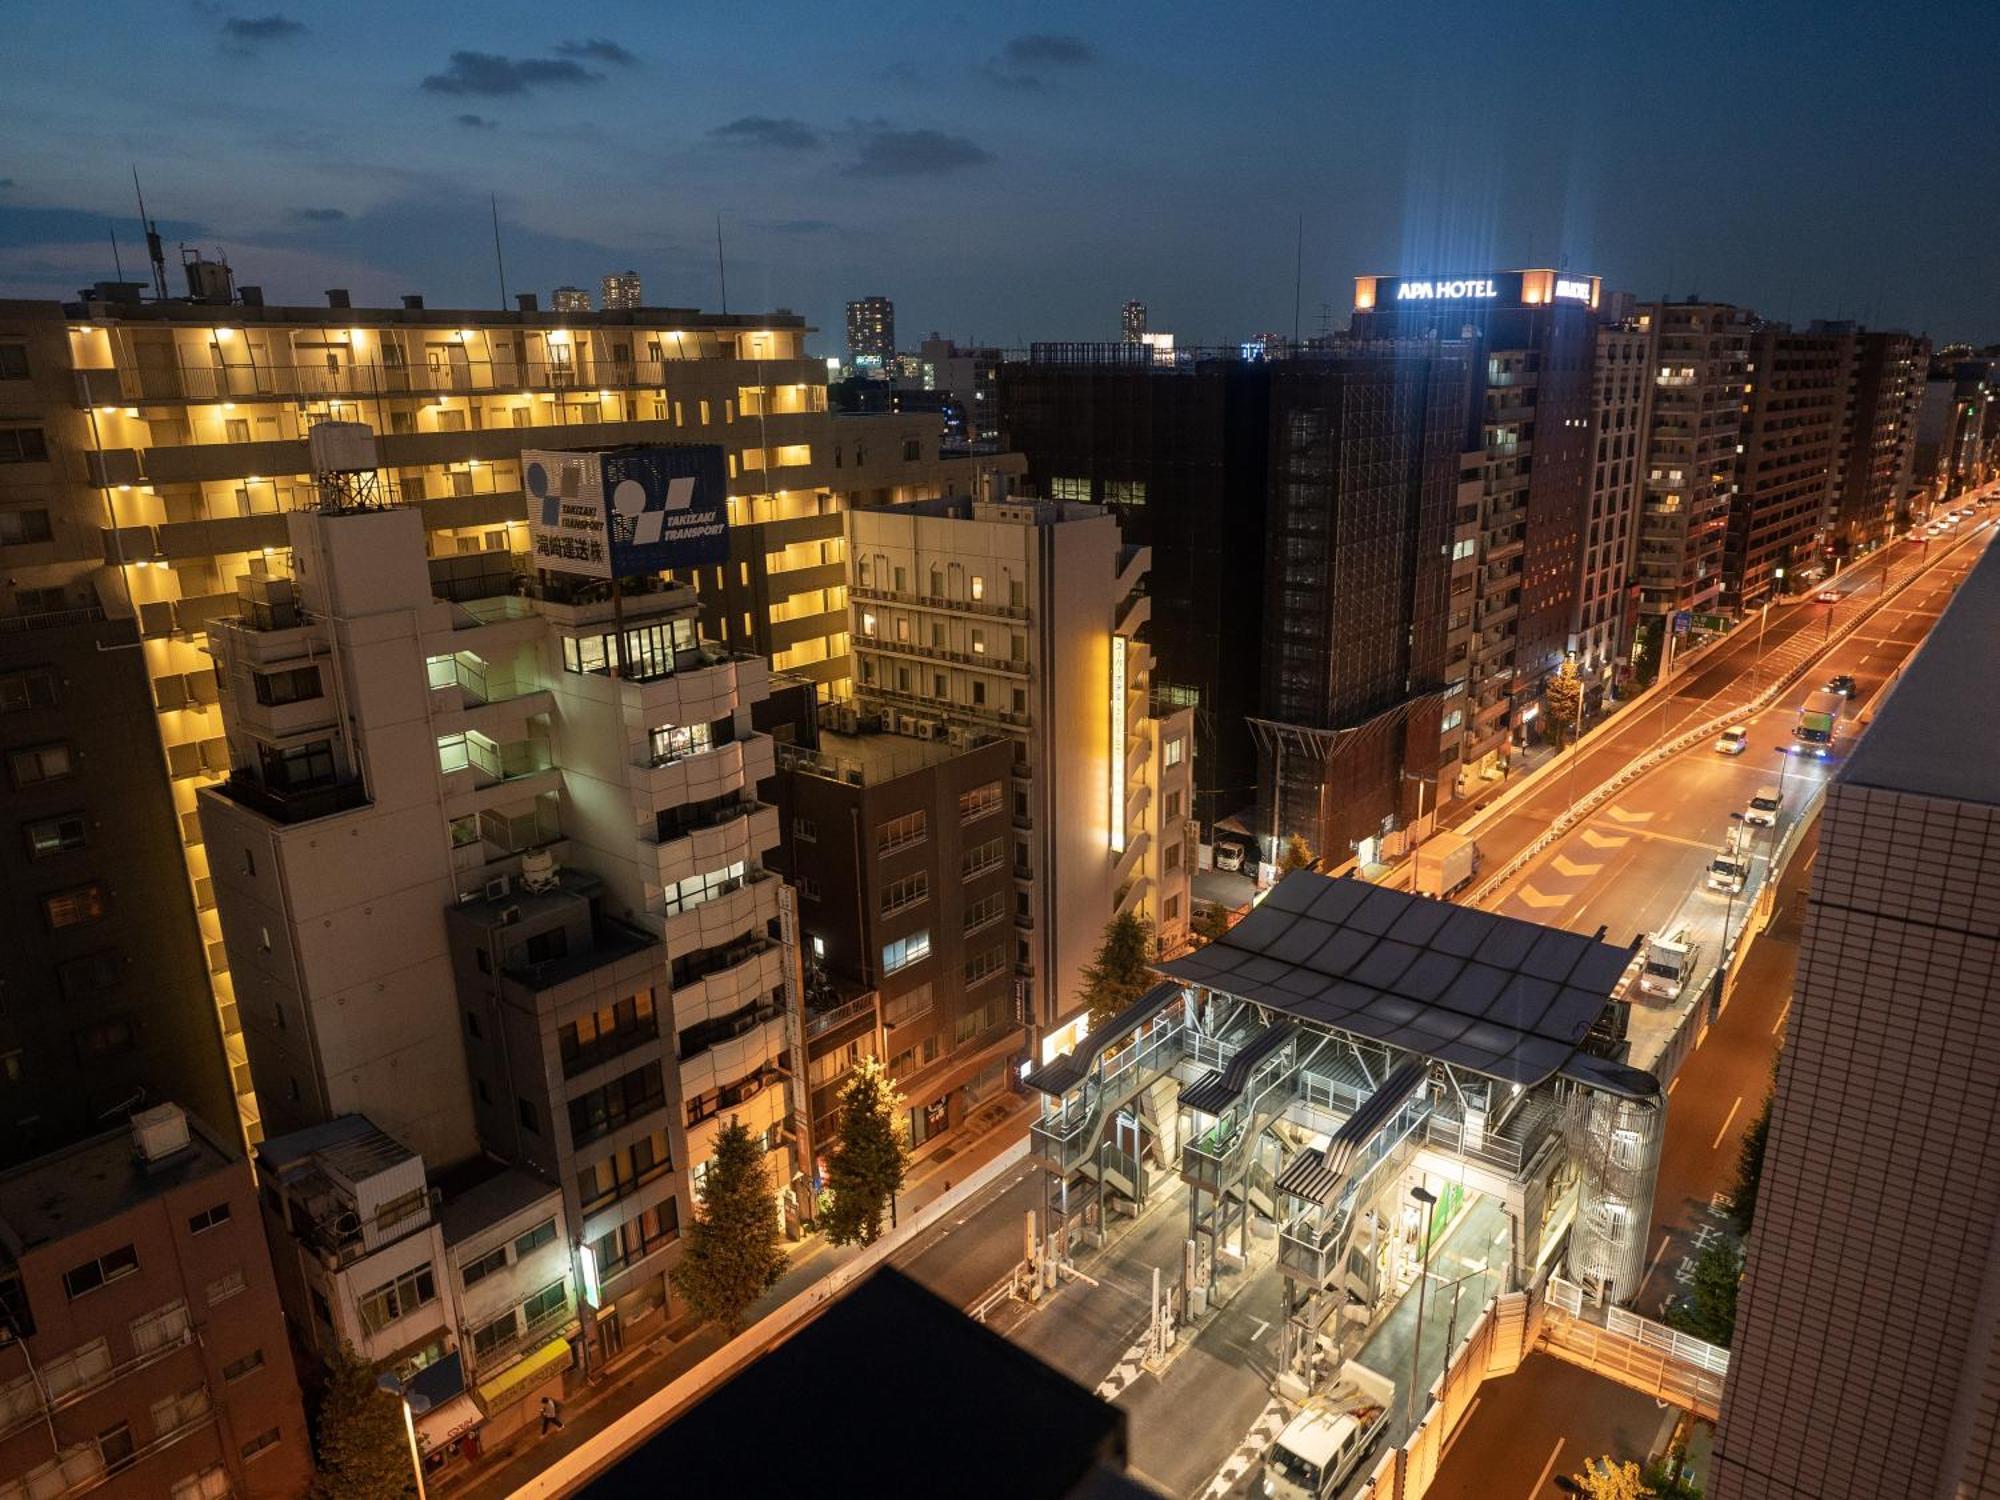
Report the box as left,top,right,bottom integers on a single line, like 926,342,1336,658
1666,1237,1744,1347
1191,902,1234,948
1078,910,1155,1029
822,1055,908,1247
1275,832,1315,875
1729,1090,1772,1233
308,1344,412,1500
669,1117,786,1334
1642,1447,1704,1500
1545,655,1585,749
1569,1456,1654,1499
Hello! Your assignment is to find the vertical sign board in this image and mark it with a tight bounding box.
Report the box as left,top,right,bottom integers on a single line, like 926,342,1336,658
1110,633,1128,854
523,445,730,578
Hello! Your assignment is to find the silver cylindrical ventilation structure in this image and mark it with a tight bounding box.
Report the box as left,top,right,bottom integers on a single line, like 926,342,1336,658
1566,1086,1664,1304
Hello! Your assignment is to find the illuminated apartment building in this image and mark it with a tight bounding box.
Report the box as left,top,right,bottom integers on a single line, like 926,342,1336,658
846,297,895,365
0,277,1009,1146
1577,315,1656,678
845,490,1193,1059
599,272,642,312
551,287,592,314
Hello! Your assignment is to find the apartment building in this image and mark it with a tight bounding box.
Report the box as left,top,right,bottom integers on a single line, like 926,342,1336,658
1712,540,2000,1499
1631,300,1754,665
846,297,895,365
551,288,592,314
1825,325,1928,557
0,307,239,1164
775,726,1024,1152
1575,316,1654,680
846,492,1193,1060
1724,324,1853,610
0,1103,312,1500
599,273,642,313
0,281,1005,1147
1122,300,1147,344
255,1116,575,1478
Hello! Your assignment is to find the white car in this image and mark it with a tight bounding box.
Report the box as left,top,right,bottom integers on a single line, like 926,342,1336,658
1745,787,1783,827
1714,726,1749,756
1213,842,1246,873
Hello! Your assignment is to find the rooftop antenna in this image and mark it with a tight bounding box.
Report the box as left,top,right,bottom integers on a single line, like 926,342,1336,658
490,194,509,310
1291,212,1303,346
109,224,126,284
715,214,729,316
132,166,167,301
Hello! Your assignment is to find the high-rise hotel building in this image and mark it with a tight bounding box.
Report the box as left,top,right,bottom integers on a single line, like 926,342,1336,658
0,279,1010,1148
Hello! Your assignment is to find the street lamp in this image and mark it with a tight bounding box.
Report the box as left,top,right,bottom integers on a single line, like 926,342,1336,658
1405,1185,1438,1434
398,1393,429,1500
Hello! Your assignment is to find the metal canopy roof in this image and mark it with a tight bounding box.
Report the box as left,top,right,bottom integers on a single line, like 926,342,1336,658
1157,872,1636,1091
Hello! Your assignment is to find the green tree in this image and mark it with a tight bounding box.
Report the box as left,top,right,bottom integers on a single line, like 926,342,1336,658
1078,910,1155,1029
1642,1447,1703,1500
1729,1090,1773,1233
669,1117,786,1334
1545,655,1585,748
1666,1237,1744,1348
822,1055,909,1247
1570,1456,1654,1499
1191,902,1234,948
308,1344,412,1500
1275,832,1316,875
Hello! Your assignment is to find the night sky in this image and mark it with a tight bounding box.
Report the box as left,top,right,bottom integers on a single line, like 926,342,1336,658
2,1,1993,352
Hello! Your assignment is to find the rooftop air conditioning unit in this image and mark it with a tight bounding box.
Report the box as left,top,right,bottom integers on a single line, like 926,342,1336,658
485,875,511,901
131,1102,191,1164
519,849,558,892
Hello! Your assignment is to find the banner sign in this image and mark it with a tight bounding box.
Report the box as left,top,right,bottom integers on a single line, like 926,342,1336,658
524,444,729,578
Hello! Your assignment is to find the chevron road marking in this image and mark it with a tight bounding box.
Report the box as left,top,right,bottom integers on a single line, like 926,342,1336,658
1199,1395,1292,1500
1514,884,1568,910
1551,854,1603,878
1606,804,1656,824
1579,827,1631,850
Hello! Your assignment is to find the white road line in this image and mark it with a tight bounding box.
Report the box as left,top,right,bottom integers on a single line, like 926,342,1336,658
1637,1234,1672,1297
1667,1076,1680,1096
1250,1318,1270,1341
1529,1438,1567,1497
1711,1095,1745,1152
1771,998,1792,1036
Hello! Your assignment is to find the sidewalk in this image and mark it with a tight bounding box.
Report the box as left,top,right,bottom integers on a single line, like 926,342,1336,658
445,1092,1036,1499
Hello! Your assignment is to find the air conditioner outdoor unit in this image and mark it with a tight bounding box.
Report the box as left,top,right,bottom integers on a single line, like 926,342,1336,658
496,905,521,926
485,875,510,900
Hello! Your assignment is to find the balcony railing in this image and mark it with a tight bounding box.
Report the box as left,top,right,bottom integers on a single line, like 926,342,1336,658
0,1327,196,1444
850,584,1030,621
806,992,876,1040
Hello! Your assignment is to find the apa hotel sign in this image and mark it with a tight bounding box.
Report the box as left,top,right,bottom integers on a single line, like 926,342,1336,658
1354,269,1600,313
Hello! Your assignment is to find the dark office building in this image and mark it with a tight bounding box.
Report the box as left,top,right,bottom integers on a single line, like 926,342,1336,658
0,614,237,1168
1724,324,1852,610
1253,343,1472,863
995,348,1269,831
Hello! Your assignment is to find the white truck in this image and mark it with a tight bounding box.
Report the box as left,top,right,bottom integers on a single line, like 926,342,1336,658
1707,822,1750,893
1637,930,1700,1000
1263,1378,1391,1500
1413,831,1479,900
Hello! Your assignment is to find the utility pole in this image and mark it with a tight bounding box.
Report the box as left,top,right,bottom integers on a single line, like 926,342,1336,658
1405,1185,1438,1434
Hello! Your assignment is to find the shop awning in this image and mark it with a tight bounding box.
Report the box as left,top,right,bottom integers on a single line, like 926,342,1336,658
415,1393,482,1451
475,1334,571,1412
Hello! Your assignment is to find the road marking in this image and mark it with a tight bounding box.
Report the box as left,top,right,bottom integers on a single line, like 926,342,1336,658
1530,1438,1567,1497
1667,1075,1680,1096
1552,854,1603,878
1441,1395,1482,1460
1606,805,1655,825
1638,1234,1673,1297
1711,1095,1745,1152
1514,884,1568,911
1197,1395,1291,1500
1771,998,1792,1036
1579,827,1630,850
1249,1317,1270,1341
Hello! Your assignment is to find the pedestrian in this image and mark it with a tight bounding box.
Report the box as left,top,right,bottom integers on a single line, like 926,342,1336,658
540,1395,563,1436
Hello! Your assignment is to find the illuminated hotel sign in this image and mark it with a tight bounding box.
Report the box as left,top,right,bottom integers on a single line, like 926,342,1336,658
1395,278,1497,302
1109,634,1127,854
1554,277,1593,303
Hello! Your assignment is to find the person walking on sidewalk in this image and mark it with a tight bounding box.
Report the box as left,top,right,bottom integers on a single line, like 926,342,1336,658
540,1395,563,1436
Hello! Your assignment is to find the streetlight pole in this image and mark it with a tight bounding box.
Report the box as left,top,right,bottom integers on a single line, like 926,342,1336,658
1405,1185,1438,1434
399,1395,430,1500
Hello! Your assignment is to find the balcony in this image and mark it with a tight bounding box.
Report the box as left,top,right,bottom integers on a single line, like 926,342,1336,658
651,801,780,888
636,734,770,810
806,991,877,1041
622,651,767,723
212,772,368,825
850,583,1030,622
854,634,1031,679
674,938,787,1030
663,868,779,955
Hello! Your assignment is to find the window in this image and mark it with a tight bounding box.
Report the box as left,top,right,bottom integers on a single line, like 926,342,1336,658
958,781,1002,823
798,875,821,900
252,666,321,706
0,431,50,465
461,1245,507,1288
961,836,1004,879
45,884,107,930
1163,737,1186,768
0,668,58,712
40,1338,111,1400
567,1063,667,1145
970,575,985,601
522,1279,566,1325
648,719,715,764
9,741,72,786
1104,480,1147,507
660,859,747,917
63,1244,138,1299
472,1310,518,1358
205,1269,246,1306
880,871,929,917
876,809,926,855
240,1428,282,1461
96,1421,135,1473
357,1264,437,1333
130,1299,191,1354
1165,789,1182,822
880,929,931,975
1049,477,1090,502
1165,841,1182,872
151,1385,210,1437
222,1349,266,1384
517,1097,540,1135
964,946,1006,987
172,1465,233,1500
24,813,88,858
792,815,818,842
970,628,986,655
881,983,933,1028
964,891,1005,934
0,345,28,380
558,991,658,1077
187,1202,232,1234
514,1218,558,1258
259,739,336,791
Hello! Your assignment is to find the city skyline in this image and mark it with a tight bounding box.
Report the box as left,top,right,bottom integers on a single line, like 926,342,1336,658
3,1,1997,349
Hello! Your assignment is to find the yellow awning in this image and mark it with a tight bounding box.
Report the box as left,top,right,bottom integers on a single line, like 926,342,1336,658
475,1334,572,1411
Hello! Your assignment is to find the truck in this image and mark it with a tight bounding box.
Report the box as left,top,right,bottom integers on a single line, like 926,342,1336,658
1413,831,1479,900
1637,929,1701,1001
1794,689,1844,759
1707,821,1751,893
1263,1380,1391,1500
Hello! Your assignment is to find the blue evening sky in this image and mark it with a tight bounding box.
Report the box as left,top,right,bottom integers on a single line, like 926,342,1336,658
1,0,1992,351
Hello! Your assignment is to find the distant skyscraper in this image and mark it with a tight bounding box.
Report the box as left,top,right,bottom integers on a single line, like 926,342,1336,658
1122,299,1147,344
552,285,592,313
847,296,895,363
601,270,642,310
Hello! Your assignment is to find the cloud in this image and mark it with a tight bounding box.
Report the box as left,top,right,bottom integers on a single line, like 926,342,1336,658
555,38,636,66
0,179,14,190
220,13,306,50
760,218,838,235
1004,34,1096,68
292,207,347,223
420,51,603,96
709,116,821,151
845,127,993,178
454,113,498,130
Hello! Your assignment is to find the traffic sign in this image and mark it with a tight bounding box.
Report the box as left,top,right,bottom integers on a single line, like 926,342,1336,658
1672,611,1693,636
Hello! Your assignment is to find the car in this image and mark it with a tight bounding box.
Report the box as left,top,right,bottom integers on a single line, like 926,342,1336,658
1816,589,1841,604
1714,726,1750,755
1826,674,1856,696
1745,786,1783,827
1213,841,1246,873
